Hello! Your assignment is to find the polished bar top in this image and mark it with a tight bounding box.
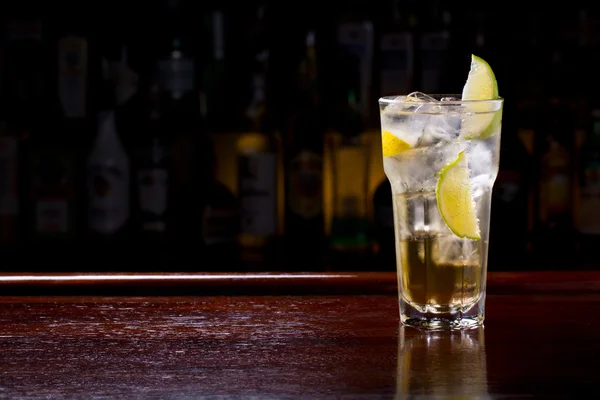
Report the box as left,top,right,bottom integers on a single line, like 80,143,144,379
1,271,599,398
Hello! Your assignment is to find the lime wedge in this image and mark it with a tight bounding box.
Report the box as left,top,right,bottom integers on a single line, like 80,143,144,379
462,55,498,100
382,130,412,157
436,150,480,240
461,55,501,139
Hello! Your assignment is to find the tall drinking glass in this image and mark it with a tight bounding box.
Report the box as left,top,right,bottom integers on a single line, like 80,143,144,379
379,94,503,330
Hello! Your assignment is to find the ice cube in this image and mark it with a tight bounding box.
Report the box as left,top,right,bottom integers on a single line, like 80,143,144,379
440,96,460,102
385,142,462,194
467,140,496,199
407,91,438,102
468,141,494,180
384,149,436,193
434,237,480,265
419,111,462,147
434,235,464,263
381,93,464,149
381,99,431,148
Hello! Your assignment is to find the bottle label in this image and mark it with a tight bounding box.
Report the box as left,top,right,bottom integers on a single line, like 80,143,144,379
88,164,130,233
202,204,238,245
36,200,68,233
158,57,195,100
0,138,18,216
58,36,88,118
29,151,76,235
420,32,449,93
238,153,276,236
341,195,359,217
288,150,322,219
380,33,413,96
31,150,74,234
138,168,168,216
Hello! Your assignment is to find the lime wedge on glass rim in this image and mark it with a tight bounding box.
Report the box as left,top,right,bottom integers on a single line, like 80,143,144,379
436,150,480,240
435,54,501,239
461,54,501,139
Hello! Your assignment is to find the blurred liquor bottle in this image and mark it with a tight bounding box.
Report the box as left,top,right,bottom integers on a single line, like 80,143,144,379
283,29,326,271
534,97,575,269
328,89,371,270
0,25,3,96
131,80,173,270
236,52,281,265
56,13,97,257
24,70,78,268
85,51,134,270
0,116,19,257
111,23,170,271
417,1,451,94
2,14,46,268
236,3,283,266
514,10,547,263
197,1,241,269
202,133,240,270
326,3,374,271
0,16,32,264
488,116,532,270
26,12,95,269
377,0,415,98
335,0,375,122
372,0,417,271
200,2,229,133
570,9,599,268
153,0,210,269
372,178,395,271
8,13,80,269
573,107,600,267
516,105,538,264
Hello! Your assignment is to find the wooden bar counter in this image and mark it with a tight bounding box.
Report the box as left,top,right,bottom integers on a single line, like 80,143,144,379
1,271,599,398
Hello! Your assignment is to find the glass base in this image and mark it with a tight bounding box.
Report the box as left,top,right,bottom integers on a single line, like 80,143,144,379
399,296,485,331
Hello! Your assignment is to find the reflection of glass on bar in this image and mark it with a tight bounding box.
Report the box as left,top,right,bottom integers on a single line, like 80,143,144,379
396,326,490,399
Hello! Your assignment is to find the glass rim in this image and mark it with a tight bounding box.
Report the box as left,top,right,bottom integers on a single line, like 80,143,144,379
379,94,504,106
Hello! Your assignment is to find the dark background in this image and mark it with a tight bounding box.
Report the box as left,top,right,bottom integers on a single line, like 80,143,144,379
0,0,598,272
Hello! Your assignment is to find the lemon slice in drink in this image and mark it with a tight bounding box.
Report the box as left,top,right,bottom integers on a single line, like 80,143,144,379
436,150,480,240
461,54,501,139
382,131,412,157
